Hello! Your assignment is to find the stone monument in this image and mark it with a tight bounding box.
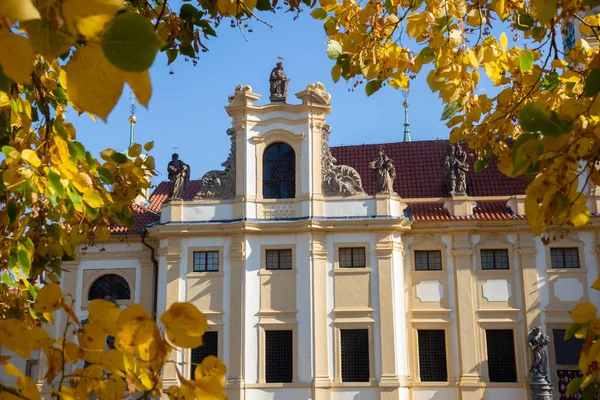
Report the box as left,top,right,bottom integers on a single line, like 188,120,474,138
167,153,190,199
369,146,396,194
443,143,468,196
528,326,553,400
269,59,289,103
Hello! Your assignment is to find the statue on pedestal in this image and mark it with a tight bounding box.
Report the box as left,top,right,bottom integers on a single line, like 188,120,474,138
269,59,289,102
369,146,396,194
443,143,468,196
528,326,553,400
168,153,190,199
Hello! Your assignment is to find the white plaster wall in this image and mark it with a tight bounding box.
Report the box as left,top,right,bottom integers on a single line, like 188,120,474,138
222,237,232,379
392,233,409,383
323,199,375,218
245,133,257,198
82,242,144,253
301,121,311,195
441,234,460,380
411,388,458,400
244,236,261,384
580,232,600,307
416,280,444,303
245,388,312,400
299,200,310,218
370,234,382,380
156,239,168,317
331,388,378,400
535,237,550,330
326,233,335,380
160,205,170,223
482,280,511,302
296,234,313,382
483,388,527,399
553,278,584,302
182,204,234,222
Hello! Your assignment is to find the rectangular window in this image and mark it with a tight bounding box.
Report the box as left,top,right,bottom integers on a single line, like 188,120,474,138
552,329,583,366
340,329,370,382
339,247,366,268
191,331,218,375
481,249,509,270
265,330,293,383
415,250,442,271
266,249,293,270
25,360,38,380
550,248,580,269
418,330,448,382
193,251,219,272
486,330,517,382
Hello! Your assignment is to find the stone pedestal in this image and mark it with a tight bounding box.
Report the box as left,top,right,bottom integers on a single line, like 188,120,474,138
529,380,553,400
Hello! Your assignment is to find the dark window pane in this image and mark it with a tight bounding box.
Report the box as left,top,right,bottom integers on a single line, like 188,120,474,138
486,330,517,382
191,331,218,377
553,329,583,366
418,330,448,382
339,247,366,268
266,249,293,270
88,274,131,300
551,248,580,269
341,329,370,382
481,249,509,270
263,143,295,199
415,250,442,271
265,330,293,383
193,251,219,272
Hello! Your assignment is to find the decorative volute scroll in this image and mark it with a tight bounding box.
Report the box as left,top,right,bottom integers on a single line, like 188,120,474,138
321,124,365,196
296,82,331,105
195,128,236,200
227,84,260,108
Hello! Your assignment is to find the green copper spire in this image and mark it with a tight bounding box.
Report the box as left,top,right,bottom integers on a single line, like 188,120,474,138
402,99,411,142
128,94,137,148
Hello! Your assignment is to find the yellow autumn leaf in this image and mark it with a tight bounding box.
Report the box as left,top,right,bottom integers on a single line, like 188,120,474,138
33,283,63,313
0,0,41,21
569,203,591,227
124,71,153,108
116,304,154,352
0,33,35,85
64,44,125,121
73,172,94,193
76,14,113,38
592,276,600,291
4,363,23,377
499,32,508,51
161,302,208,348
83,189,103,208
21,149,41,167
29,327,53,350
64,342,80,363
89,299,121,336
551,59,568,69
570,302,597,324
102,349,124,375
94,225,111,242
196,356,227,381
78,323,105,364
17,376,40,399
0,320,30,359
484,62,503,85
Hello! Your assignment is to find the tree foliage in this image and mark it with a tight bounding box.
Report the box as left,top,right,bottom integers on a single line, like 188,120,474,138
1,0,600,397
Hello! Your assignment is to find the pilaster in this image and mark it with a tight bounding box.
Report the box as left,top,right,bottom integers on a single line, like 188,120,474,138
162,240,183,386
312,234,332,400
452,234,483,400
226,236,246,400
376,234,401,400
518,232,542,332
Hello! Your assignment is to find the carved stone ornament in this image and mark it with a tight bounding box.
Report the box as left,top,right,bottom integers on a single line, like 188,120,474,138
167,153,190,200
369,146,396,194
195,128,236,200
306,82,331,103
321,125,365,196
443,143,468,196
527,326,553,400
228,84,253,103
269,61,289,102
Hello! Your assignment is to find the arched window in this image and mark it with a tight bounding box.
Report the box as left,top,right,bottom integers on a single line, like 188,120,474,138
263,142,295,199
88,273,131,301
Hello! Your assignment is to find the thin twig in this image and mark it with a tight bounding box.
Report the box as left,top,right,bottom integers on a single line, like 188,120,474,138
155,0,169,29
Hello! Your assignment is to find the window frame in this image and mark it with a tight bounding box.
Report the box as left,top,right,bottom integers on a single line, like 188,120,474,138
414,250,443,271
480,249,510,270
550,247,580,269
333,323,374,384
265,249,293,271
338,247,367,269
262,142,296,199
191,250,220,272
417,329,448,382
87,273,132,301
258,323,298,385
189,330,219,378
340,328,371,383
484,328,518,383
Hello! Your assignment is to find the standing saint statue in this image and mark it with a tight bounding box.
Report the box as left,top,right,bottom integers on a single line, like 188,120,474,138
443,143,469,196
269,60,289,102
527,327,553,399
168,153,190,199
369,146,396,194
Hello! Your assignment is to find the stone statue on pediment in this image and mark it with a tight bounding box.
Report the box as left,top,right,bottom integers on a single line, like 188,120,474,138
369,146,396,194
443,143,468,196
269,61,289,102
168,153,190,199
195,128,236,200
321,125,365,196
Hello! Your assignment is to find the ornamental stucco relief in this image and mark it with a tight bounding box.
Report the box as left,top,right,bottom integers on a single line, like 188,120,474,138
415,280,444,303
553,278,584,302
482,279,512,302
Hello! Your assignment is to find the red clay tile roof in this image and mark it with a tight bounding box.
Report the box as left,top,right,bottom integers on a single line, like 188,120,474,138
330,140,528,198
109,203,161,234
142,139,529,224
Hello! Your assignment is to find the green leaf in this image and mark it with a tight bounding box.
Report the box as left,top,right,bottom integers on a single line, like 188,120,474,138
515,13,534,31
474,157,489,172
2,145,17,159
85,151,97,171
7,200,17,225
98,167,115,185
166,49,178,66
331,64,342,83
53,119,68,140
582,383,597,400
48,170,65,197
0,65,11,92
326,40,343,60
49,259,62,278
584,69,600,97
567,377,582,395
564,323,583,340
2,273,17,288
518,103,566,136
18,249,31,276
441,101,461,120
101,13,162,72
256,0,272,11
196,20,216,37
542,72,559,92
583,0,600,6
519,51,534,72
323,16,338,35
365,80,381,96
418,46,435,64
22,19,72,58
111,152,128,164
180,4,203,20
68,191,83,213
311,8,327,19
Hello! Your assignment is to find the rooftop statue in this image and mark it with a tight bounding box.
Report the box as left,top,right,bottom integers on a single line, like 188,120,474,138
527,326,553,399
167,153,190,200
443,143,468,196
321,125,364,196
369,146,396,194
195,128,236,200
269,60,289,102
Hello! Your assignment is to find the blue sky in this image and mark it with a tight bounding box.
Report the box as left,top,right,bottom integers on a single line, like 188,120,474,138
73,6,478,189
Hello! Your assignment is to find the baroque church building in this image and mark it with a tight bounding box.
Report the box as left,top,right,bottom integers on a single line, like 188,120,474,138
23,68,600,400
